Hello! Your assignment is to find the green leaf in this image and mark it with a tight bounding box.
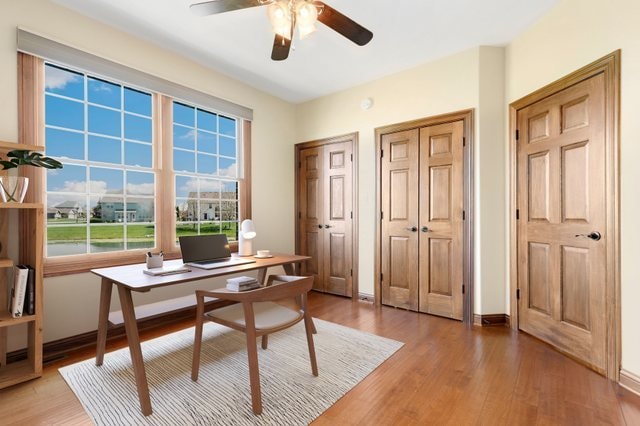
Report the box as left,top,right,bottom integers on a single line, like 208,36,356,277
1,149,63,170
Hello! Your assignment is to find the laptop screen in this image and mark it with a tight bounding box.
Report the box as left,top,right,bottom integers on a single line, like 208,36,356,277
178,234,231,263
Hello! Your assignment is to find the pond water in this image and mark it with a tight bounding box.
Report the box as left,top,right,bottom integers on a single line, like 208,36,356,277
47,241,153,257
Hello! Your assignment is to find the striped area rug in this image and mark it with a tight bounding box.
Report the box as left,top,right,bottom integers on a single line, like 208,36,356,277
59,319,403,425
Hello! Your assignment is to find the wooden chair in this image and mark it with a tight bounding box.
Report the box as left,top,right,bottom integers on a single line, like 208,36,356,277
191,275,318,414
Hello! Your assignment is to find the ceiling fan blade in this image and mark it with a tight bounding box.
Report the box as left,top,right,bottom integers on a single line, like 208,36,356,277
190,0,264,17
315,1,373,46
271,34,292,61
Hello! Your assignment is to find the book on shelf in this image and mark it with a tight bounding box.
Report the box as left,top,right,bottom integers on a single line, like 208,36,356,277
226,276,260,291
10,265,29,318
143,265,191,276
23,265,35,316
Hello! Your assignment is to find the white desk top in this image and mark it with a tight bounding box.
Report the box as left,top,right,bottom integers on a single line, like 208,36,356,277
91,254,310,292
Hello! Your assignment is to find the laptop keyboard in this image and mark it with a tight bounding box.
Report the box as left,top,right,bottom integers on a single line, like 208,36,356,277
193,257,231,265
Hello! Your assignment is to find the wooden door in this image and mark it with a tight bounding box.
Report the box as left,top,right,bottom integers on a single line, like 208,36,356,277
517,73,607,372
298,146,324,291
419,121,464,319
323,142,353,296
297,140,354,296
380,129,419,310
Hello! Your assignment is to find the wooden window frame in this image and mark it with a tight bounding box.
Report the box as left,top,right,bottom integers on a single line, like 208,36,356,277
18,53,252,277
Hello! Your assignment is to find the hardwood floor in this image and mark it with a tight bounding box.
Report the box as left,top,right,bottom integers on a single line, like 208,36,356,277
1,292,639,425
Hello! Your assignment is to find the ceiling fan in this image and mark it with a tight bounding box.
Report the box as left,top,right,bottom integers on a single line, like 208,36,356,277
190,0,373,61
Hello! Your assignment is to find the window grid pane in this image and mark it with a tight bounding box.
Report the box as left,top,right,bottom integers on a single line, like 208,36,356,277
42,61,243,260
45,62,155,257
173,100,240,242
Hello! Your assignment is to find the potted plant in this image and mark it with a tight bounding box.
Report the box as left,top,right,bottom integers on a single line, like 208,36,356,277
0,150,63,203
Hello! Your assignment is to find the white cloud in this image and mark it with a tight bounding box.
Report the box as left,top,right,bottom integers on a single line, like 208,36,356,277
60,180,88,193
127,182,154,195
199,179,224,192
218,162,237,178
90,81,114,93
178,177,199,194
45,67,81,90
88,180,109,194
181,129,196,140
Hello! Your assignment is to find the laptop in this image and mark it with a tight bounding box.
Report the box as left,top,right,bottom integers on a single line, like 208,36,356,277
179,234,256,270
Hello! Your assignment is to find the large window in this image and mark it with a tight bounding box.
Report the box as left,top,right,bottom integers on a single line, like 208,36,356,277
173,102,240,242
45,64,155,257
41,62,244,262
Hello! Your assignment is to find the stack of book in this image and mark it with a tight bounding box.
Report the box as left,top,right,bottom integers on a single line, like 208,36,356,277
226,276,260,291
8,265,35,318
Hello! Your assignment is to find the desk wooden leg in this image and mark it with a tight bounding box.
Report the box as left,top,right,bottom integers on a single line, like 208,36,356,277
282,263,294,275
256,268,267,285
95,278,112,366
117,285,153,416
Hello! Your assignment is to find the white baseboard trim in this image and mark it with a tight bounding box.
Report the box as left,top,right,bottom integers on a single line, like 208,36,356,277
619,369,640,396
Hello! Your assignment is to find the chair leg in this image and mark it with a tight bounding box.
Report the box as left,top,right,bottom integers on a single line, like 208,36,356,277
245,330,262,414
303,313,318,376
191,307,205,381
261,335,268,350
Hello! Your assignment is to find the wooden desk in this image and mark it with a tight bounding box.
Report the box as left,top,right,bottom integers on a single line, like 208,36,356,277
91,254,310,416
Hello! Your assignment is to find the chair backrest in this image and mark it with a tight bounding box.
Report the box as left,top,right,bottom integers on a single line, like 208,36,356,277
243,275,313,303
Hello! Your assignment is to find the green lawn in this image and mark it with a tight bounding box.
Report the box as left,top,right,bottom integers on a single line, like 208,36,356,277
47,222,237,242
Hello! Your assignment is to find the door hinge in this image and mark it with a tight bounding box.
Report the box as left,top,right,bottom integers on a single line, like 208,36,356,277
350,211,353,219
463,137,466,147
298,212,302,219
462,210,465,220
350,269,353,277
380,273,383,282
516,209,520,220
515,130,520,141
298,161,302,169
462,284,465,294
380,211,384,220
380,150,384,158
350,153,353,162
516,289,521,300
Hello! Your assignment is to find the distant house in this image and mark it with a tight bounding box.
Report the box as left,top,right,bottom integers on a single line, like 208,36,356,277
183,191,237,222
94,197,153,223
47,207,61,219
54,198,152,223
54,201,85,220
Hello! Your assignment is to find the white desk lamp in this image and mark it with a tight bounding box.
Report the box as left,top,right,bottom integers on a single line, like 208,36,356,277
238,219,256,256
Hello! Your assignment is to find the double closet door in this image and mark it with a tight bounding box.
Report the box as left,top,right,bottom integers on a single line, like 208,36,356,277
380,121,464,319
297,139,353,297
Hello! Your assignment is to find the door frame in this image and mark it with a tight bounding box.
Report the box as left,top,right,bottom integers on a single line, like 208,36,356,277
374,109,475,324
294,132,360,299
509,51,620,380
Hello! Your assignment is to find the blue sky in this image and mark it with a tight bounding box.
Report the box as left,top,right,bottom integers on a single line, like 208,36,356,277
44,64,239,200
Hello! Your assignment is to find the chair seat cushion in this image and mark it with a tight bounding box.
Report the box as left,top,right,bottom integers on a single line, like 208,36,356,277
205,302,302,330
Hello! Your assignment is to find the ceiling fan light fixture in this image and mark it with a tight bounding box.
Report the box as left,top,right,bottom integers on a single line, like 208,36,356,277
296,1,318,26
268,1,292,40
298,23,317,39
190,0,373,60
295,0,318,39
267,2,289,27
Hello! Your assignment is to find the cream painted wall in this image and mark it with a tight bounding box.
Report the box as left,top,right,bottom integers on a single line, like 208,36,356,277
505,0,640,377
295,47,509,316
1,0,296,347
478,47,506,314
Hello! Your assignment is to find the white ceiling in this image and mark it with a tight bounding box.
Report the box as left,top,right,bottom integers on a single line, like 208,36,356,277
52,0,559,103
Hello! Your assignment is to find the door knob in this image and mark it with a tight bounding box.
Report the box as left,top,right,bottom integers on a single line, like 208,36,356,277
575,231,601,241
318,224,323,229
325,224,332,229
421,226,430,233
406,226,418,232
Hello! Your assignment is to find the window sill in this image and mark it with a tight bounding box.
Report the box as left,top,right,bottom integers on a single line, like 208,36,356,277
43,241,239,277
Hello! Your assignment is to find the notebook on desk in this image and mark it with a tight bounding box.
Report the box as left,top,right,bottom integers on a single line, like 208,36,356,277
179,234,255,270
